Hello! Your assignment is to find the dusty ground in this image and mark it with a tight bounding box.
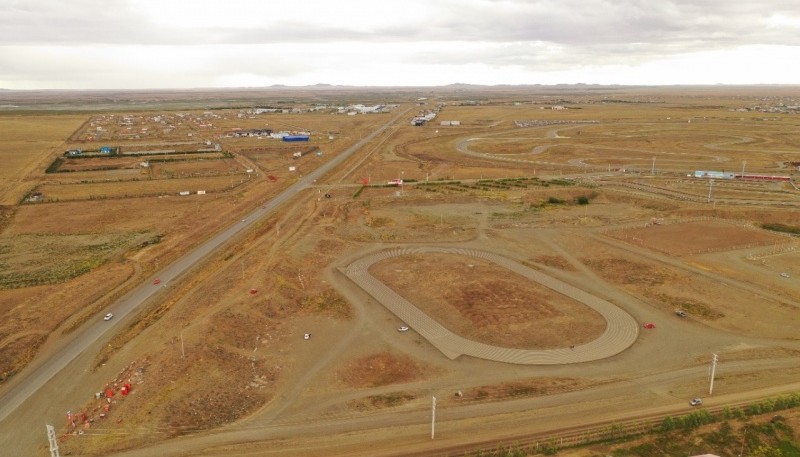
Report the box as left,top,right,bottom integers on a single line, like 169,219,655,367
1,88,800,457
608,219,788,256
369,252,606,349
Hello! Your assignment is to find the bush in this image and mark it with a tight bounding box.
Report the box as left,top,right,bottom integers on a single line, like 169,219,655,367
761,223,800,235
576,195,590,205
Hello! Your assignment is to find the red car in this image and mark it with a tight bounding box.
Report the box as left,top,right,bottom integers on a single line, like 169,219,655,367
643,322,656,329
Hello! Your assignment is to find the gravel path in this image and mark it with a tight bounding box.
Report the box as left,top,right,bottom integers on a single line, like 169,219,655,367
342,246,639,364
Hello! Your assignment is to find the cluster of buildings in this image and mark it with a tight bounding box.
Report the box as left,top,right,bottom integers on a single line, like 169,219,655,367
732,98,800,114
65,146,115,156
82,111,235,141
242,104,396,117
337,104,393,115
228,128,273,138
411,110,437,126
692,170,791,182
226,128,310,142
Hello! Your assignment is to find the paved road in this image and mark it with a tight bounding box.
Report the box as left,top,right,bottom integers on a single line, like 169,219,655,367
0,109,409,428
341,246,639,364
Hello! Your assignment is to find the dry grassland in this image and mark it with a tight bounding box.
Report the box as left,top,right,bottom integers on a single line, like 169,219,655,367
34,175,257,201
0,114,87,205
609,219,786,255
369,252,606,349
3,89,800,457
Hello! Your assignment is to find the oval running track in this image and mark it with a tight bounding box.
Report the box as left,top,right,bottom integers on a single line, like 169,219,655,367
341,246,639,365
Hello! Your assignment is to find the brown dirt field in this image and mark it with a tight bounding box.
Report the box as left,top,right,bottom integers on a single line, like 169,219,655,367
4,91,800,457
338,352,429,389
0,114,88,205
347,391,418,411
336,202,481,243
369,252,606,349
34,174,255,201
608,219,787,256
459,377,596,402
0,260,134,382
54,153,230,174
580,242,800,338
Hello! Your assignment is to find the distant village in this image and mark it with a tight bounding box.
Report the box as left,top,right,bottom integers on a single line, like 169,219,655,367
732,97,800,114
70,102,399,145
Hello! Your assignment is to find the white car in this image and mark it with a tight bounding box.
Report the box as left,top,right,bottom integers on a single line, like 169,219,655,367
690,398,703,406
780,272,790,278
397,326,409,332
303,333,311,340
103,313,114,321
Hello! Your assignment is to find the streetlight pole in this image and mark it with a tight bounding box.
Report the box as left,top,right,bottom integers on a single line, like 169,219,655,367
709,353,719,395
707,179,714,203
431,396,436,439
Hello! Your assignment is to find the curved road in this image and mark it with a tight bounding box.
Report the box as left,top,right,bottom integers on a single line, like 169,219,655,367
341,246,639,364
0,108,410,426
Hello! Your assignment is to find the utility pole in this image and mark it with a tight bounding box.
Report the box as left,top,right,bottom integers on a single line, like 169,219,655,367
741,160,746,178
651,157,656,175
707,179,714,203
431,396,437,439
180,331,185,358
709,353,719,395
46,424,60,457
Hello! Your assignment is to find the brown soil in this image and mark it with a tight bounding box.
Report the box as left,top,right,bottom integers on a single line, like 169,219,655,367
459,377,595,402
338,352,428,389
370,252,607,349
609,220,787,256
4,90,800,457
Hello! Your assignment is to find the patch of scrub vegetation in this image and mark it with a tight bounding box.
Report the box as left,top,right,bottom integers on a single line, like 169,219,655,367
299,289,352,318
416,177,584,195
653,293,725,320
762,223,800,236
348,392,417,411
0,232,155,289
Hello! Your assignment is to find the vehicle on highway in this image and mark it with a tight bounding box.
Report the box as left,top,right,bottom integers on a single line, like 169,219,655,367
690,398,703,406
103,313,113,321
398,326,409,332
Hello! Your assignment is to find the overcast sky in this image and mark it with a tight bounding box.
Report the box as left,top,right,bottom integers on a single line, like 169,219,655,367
2,0,800,90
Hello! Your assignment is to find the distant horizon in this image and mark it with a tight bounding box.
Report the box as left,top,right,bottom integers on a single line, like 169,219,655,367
4,82,800,93
2,1,800,91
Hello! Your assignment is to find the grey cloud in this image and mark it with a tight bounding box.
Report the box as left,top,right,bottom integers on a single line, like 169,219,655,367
2,0,799,49
419,0,800,47
0,0,176,45
2,0,800,70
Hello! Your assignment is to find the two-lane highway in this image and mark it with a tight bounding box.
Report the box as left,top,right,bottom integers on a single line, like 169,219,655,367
0,109,409,435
